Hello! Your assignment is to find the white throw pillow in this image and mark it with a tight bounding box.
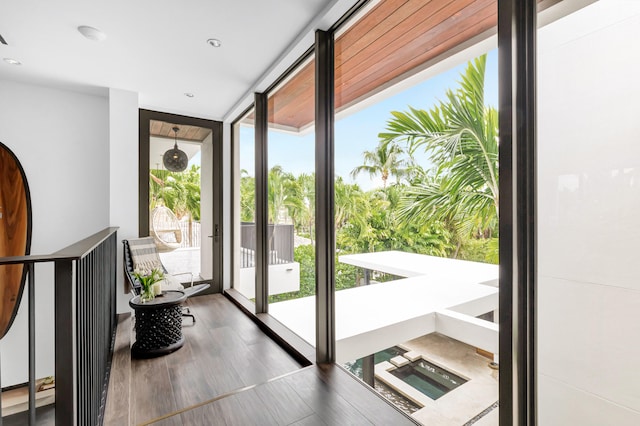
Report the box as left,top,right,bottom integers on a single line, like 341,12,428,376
161,274,184,291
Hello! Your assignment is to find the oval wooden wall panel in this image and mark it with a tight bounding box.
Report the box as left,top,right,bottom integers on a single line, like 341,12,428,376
0,142,32,339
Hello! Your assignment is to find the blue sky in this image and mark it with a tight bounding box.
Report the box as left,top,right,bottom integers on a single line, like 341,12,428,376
240,50,498,190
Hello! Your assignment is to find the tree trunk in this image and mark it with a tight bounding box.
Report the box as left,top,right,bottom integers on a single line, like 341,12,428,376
452,240,462,259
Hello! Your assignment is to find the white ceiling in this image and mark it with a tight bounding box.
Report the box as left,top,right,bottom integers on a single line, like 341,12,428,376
0,0,351,121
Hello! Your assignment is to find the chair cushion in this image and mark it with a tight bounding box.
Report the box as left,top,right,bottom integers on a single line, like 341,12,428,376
161,274,184,291
128,237,163,275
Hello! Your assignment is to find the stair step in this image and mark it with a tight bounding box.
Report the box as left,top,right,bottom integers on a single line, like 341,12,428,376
1,384,55,417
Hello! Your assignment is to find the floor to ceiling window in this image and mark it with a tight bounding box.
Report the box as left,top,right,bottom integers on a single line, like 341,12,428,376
329,1,500,423
227,0,590,422
233,108,257,301
265,54,317,341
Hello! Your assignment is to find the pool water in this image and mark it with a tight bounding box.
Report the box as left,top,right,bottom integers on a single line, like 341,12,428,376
344,346,407,378
344,346,420,415
344,346,468,412
390,359,467,400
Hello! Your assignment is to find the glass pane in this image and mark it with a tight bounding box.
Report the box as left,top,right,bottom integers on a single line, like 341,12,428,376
536,1,640,423
266,54,316,344
233,110,257,300
334,0,499,423
149,120,210,282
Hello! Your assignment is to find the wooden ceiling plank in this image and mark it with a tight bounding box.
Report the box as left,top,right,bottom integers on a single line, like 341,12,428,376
339,9,497,109
184,126,198,140
268,63,315,117
150,122,209,141
337,0,489,89
342,1,495,85
336,0,453,78
197,128,212,141
263,0,500,131
337,0,409,48
161,122,174,138
335,0,419,65
269,94,312,124
271,0,429,127
336,0,449,70
338,5,497,100
337,26,488,104
272,0,453,128
150,120,162,134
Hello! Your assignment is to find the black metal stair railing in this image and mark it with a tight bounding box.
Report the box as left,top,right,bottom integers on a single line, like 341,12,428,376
0,227,118,426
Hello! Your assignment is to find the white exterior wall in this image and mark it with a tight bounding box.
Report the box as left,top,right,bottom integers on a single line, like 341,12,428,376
237,262,300,299
537,2,640,424
0,80,110,386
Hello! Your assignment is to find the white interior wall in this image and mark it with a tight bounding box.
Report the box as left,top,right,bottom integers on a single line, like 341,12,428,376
109,88,139,313
537,1,640,424
0,79,110,386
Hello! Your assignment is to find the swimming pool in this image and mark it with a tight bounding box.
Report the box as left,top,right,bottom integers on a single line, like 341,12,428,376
344,347,420,414
390,358,467,400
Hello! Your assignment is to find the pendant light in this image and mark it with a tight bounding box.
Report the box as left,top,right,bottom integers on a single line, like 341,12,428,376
163,126,188,172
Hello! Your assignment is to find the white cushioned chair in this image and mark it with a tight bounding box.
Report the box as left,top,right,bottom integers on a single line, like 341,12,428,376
123,237,210,323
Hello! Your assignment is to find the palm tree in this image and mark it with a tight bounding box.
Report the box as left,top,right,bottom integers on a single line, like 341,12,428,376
239,169,256,222
291,173,315,241
150,166,201,221
268,165,303,224
350,141,407,188
379,54,499,242
334,177,366,231
150,165,201,245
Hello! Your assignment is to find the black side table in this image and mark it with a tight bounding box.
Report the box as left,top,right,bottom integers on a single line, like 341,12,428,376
129,290,187,358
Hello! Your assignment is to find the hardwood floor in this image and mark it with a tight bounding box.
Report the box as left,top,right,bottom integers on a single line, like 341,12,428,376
146,365,418,426
105,293,417,426
122,294,303,425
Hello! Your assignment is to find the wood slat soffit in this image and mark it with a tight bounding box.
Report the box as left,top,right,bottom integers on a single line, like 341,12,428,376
150,120,212,142
263,0,498,133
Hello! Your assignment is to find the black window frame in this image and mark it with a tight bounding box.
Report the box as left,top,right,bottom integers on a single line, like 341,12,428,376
228,0,539,422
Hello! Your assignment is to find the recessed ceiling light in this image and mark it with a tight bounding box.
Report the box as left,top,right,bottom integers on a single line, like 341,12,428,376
77,26,107,42
3,58,21,65
207,38,222,48
184,93,195,98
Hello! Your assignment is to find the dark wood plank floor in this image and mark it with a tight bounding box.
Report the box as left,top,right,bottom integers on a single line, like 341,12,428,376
108,293,417,426
146,364,417,426
128,294,304,425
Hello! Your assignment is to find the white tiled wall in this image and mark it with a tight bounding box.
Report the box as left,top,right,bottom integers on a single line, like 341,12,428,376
538,375,640,426
538,1,640,423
